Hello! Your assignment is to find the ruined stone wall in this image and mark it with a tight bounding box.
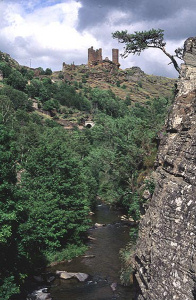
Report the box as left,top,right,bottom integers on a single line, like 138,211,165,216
88,47,119,68
88,46,102,66
133,37,196,300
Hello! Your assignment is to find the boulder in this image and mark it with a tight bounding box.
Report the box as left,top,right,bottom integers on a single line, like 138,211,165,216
56,271,89,282
110,282,117,291
142,189,151,200
94,222,105,228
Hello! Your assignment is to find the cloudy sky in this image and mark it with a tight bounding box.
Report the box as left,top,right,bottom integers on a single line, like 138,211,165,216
0,0,195,78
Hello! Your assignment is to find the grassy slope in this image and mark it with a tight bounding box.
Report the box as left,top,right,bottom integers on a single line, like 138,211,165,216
53,64,176,104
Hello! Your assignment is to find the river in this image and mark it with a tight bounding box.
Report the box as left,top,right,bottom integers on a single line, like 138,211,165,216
48,204,135,300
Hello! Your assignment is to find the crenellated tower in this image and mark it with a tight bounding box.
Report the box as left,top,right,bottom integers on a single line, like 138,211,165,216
88,46,119,68
88,47,102,66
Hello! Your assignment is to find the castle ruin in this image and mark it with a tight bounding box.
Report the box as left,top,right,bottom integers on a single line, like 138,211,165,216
88,47,120,68
62,47,120,73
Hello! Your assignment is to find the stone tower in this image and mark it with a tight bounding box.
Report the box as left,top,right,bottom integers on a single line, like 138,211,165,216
88,46,102,66
88,47,120,68
112,49,119,65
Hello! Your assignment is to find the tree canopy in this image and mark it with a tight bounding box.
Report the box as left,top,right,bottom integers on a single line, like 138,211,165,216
112,28,183,73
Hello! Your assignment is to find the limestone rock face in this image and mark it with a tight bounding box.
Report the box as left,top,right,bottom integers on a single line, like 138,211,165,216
133,37,196,299
178,37,196,96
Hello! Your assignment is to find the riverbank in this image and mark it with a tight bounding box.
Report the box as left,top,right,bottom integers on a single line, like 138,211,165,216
48,204,134,300
25,204,135,300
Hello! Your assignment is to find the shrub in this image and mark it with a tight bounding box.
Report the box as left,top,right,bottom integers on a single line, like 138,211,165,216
45,68,52,75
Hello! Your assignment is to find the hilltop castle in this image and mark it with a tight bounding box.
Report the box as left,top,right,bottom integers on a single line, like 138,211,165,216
62,47,120,73
88,47,120,68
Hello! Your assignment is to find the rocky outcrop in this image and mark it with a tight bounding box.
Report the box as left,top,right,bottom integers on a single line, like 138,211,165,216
133,37,196,299
178,38,196,96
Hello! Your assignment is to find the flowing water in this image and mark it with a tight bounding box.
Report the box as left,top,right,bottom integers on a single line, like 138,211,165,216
49,204,134,300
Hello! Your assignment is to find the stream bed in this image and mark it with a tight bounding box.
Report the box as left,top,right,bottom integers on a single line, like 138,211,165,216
48,204,134,300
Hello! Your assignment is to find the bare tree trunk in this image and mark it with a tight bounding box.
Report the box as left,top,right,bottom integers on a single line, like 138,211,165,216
161,47,181,73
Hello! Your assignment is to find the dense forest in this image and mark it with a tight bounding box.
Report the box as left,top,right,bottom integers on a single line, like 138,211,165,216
0,53,174,299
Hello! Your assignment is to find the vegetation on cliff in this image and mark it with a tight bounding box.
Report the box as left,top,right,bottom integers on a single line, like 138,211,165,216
112,28,183,73
0,51,175,298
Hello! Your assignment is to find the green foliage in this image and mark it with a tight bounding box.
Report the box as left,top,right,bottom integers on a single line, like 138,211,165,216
20,67,34,80
0,125,23,299
38,67,45,75
116,80,120,87
58,72,64,79
25,77,54,102
53,82,91,111
120,243,135,285
128,192,141,221
0,86,32,111
82,76,87,83
0,276,20,300
129,227,139,241
43,99,60,111
25,78,43,98
19,128,91,255
112,28,181,72
29,111,43,125
0,57,173,297
42,77,52,86
112,28,165,57
46,243,88,264
0,62,12,78
44,118,59,127
125,94,132,106
78,81,83,89
144,178,155,194
82,95,171,216
0,121,93,297
90,88,126,117
39,86,50,102
7,70,27,91
45,68,52,75
0,95,14,125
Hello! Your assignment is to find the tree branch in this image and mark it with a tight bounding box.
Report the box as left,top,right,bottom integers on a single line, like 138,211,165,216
112,28,181,74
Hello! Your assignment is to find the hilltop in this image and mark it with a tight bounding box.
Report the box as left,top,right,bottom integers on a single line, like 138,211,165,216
0,50,176,129
56,63,176,103
0,50,176,103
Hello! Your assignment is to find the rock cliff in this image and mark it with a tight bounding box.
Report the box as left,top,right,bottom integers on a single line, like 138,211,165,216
133,37,196,299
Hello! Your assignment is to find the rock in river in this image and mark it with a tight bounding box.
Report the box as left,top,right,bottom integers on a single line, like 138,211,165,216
56,270,89,282
27,288,52,300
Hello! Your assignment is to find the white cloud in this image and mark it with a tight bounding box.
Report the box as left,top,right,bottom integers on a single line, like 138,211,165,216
84,6,185,77
0,0,98,70
0,0,190,76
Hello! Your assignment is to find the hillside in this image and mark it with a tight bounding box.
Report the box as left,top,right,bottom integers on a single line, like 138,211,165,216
0,50,176,130
56,63,176,103
0,50,177,299
1,50,176,103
